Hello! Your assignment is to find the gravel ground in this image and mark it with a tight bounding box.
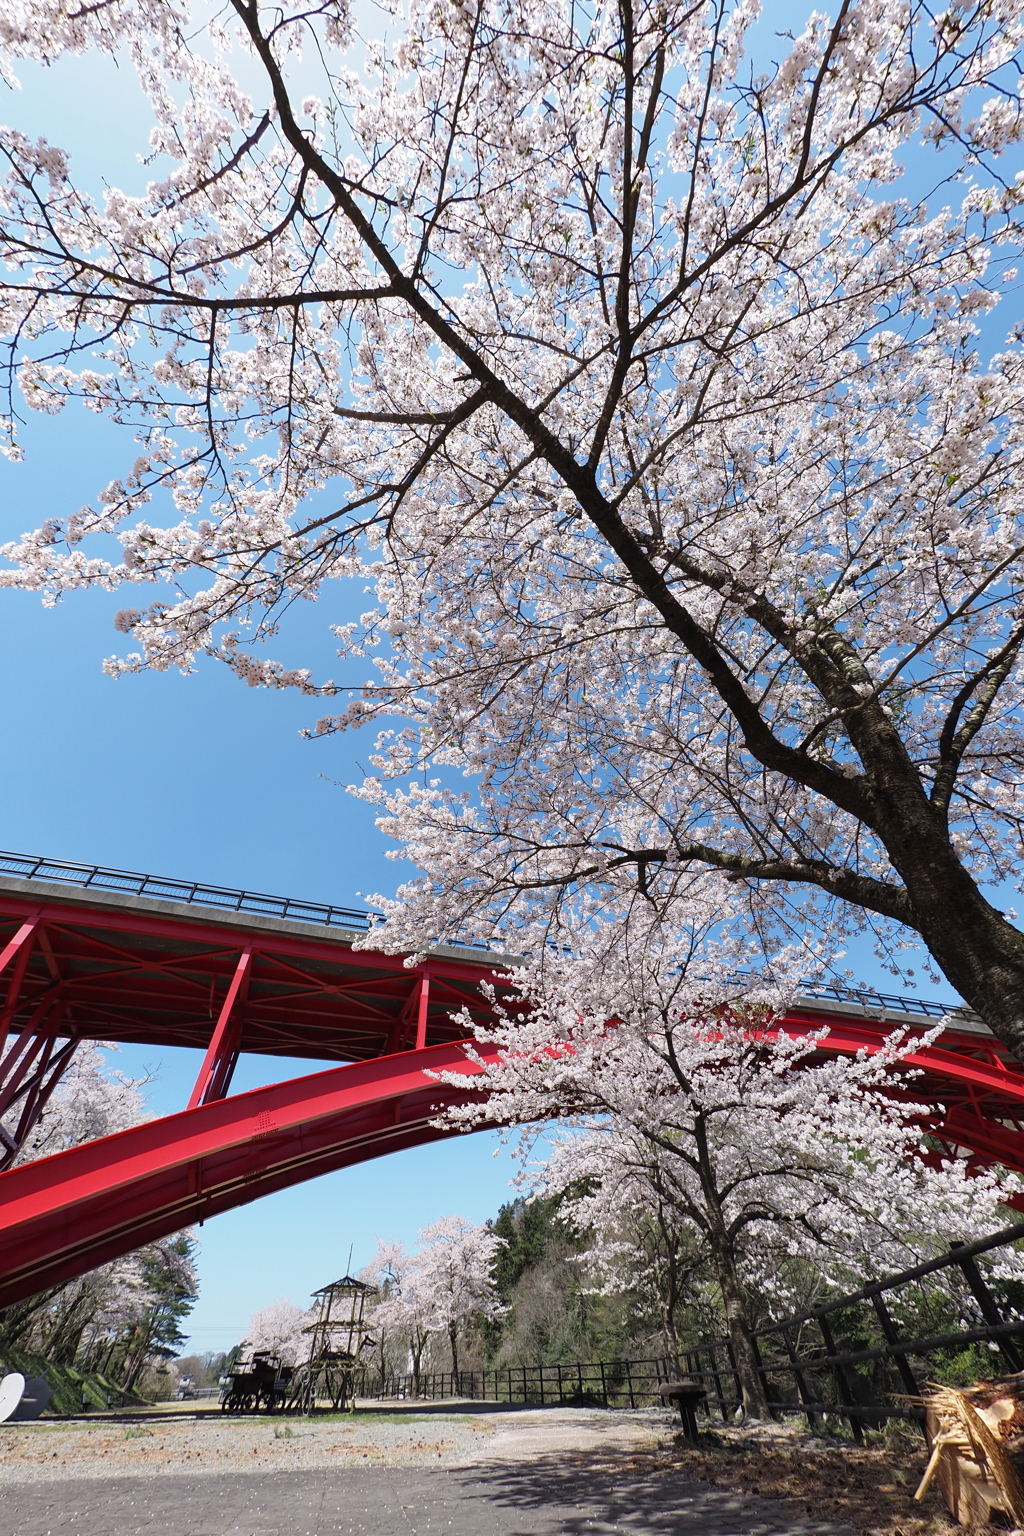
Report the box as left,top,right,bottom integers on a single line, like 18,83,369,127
0,1401,665,1484
3,1403,910,1536
0,1408,864,1536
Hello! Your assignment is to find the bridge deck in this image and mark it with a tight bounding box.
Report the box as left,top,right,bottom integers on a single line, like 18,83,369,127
0,870,507,1064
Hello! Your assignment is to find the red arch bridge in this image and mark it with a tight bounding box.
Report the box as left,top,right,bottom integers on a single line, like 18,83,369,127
0,850,1023,1312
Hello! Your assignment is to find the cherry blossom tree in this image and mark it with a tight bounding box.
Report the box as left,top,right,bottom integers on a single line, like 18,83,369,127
0,1042,199,1392
245,1296,312,1365
411,1215,505,1382
3,1,1024,1049
362,1222,503,1387
437,930,1024,1416
361,1238,434,1391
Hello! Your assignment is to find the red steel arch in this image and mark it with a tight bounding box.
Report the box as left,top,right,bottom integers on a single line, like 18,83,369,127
0,855,1023,1311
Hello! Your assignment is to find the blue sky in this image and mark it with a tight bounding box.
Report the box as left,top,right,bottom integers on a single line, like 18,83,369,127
1,423,527,1351
0,48,527,1353
0,16,999,1355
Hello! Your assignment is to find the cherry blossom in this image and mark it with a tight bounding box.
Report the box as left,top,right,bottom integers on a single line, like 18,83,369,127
2,1,1024,1051
245,1296,312,1365
1,1042,198,1384
362,1220,503,1385
434,928,1024,1414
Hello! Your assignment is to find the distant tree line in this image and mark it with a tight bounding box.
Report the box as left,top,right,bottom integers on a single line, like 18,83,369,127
0,1042,198,1401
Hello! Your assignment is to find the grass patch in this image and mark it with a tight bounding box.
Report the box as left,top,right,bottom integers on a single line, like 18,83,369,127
123,1427,153,1440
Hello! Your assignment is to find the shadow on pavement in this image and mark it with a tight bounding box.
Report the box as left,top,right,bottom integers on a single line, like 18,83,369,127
452,1451,859,1535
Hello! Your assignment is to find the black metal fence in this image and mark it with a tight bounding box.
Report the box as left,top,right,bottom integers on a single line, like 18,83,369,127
367,1358,677,1407
366,1223,1024,1434
682,1220,1024,1440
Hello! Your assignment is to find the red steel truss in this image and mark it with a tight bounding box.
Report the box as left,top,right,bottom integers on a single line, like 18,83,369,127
1,862,1024,1311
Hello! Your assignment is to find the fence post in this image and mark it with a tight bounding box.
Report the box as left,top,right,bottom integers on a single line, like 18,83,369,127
949,1243,1024,1373
749,1334,777,1421
817,1315,864,1444
780,1324,818,1430
724,1340,742,1418
599,1360,608,1407
539,1366,545,1406
557,1363,564,1403
870,1293,922,1400
626,1359,636,1410
706,1345,729,1423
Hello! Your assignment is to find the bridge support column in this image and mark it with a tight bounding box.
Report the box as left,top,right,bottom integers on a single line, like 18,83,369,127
188,944,253,1109
0,916,41,1045
415,974,430,1051
0,916,81,1170
0,1005,76,1170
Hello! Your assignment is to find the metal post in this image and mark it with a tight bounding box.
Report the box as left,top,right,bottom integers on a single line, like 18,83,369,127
871,1293,922,1399
950,1243,1024,1373
626,1359,636,1409
706,1345,729,1422
599,1360,608,1407
780,1324,817,1430
750,1334,777,1420
724,1340,742,1417
818,1315,864,1444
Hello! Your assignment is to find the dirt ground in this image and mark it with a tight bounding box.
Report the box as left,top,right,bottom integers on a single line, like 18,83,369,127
0,1399,666,1484
616,1419,955,1536
0,1400,954,1536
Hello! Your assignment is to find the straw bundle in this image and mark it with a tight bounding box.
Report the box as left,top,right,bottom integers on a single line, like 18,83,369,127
914,1376,1024,1526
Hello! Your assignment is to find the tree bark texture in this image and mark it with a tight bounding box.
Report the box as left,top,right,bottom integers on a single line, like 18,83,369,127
708,1229,768,1419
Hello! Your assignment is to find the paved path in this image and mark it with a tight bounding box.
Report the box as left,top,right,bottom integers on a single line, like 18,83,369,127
1,1405,858,1535
3,1458,857,1536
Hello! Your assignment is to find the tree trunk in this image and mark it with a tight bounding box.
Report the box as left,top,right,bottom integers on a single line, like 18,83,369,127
449,1322,459,1389
690,1120,768,1418
411,1331,426,1397
707,1228,767,1419
882,808,1024,1061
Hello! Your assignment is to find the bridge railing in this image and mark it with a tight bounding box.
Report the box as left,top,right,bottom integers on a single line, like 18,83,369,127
0,849,375,932
0,848,981,1020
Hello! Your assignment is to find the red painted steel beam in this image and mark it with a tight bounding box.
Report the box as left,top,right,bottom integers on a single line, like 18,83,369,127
4,1001,1024,1312
6,875,1024,1311
187,943,253,1109
776,1012,1024,1103
0,1039,500,1310
0,893,509,1064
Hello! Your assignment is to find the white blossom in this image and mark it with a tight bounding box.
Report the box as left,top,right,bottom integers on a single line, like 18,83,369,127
2,0,1024,1048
